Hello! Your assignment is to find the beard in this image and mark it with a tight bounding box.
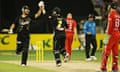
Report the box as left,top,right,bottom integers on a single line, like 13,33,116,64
25,12,29,15
24,10,30,15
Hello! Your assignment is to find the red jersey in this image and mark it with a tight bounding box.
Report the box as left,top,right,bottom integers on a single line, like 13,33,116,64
106,10,120,36
65,18,76,34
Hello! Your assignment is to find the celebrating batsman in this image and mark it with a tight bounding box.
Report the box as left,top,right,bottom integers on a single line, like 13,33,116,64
52,7,68,67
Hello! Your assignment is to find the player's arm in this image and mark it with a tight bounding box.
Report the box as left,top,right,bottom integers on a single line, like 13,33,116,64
35,1,46,19
106,12,113,34
73,21,78,40
41,9,46,15
9,23,15,33
8,16,19,33
103,12,113,44
83,21,88,34
35,8,42,19
64,19,68,29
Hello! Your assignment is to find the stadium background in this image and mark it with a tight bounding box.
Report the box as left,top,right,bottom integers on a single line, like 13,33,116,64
0,0,97,33
0,0,120,72
0,0,116,54
0,0,112,50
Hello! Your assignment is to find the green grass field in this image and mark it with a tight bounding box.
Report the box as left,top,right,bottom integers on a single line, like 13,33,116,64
0,62,56,72
0,50,102,61
0,50,114,72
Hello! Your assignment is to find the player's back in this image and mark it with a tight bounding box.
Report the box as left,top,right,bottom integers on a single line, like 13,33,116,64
107,10,120,36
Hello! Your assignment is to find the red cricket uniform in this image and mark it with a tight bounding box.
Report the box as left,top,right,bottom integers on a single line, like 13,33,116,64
65,18,76,56
101,10,120,71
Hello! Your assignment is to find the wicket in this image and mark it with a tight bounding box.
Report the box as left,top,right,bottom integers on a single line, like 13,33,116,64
36,41,44,62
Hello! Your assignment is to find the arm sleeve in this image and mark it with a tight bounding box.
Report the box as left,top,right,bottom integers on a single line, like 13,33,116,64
52,20,56,31
30,15,35,20
64,19,68,29
12,16,19,33
83,21,87,34
73,20,77,28
13,16,19,24
106,12,113,34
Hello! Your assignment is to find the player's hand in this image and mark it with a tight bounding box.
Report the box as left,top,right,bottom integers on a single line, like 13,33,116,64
103,34,110,45
87,32,91,35
42,9,46,14
8,29,13,34
38,1,45,10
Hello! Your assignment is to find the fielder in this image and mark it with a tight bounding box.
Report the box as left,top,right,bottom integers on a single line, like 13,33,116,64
9,3,42,66
100,2,120,72
65,13,77,61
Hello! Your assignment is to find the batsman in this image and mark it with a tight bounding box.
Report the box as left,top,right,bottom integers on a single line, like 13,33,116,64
100,1,120,72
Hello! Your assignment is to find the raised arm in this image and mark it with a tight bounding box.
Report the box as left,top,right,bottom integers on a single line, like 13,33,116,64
35,9,42,19
35,1,46,18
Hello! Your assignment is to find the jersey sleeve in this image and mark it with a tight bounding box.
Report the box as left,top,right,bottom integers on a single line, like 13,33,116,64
106,11,114,35
64,19,68,29
73,20,77,28
52,19,57,31
83,21,88,34
12,16,20,33
30,14,35,20
13,16,19,25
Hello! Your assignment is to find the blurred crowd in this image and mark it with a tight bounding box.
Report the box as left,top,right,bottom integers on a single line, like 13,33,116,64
0,0,117,34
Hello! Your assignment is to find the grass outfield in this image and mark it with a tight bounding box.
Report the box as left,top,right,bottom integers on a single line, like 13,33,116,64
0,50,102,61
0,50,120,72
0,62,56,72
0,50,102,72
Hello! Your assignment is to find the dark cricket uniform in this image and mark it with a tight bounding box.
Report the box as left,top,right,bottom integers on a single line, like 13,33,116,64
14,15,33,65
53,17,68,64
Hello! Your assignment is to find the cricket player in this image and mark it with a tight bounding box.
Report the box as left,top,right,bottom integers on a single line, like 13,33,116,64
100,2,120,72
65,13,77,61
83,14,97,61
52,7,68,67
9,4,42,66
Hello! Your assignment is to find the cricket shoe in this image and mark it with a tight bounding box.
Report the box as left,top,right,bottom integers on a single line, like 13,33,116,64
21,64,26,67
80,46,85,51
64,53,69,63
85,57,92,61
91,56,97,61
56,63,62,67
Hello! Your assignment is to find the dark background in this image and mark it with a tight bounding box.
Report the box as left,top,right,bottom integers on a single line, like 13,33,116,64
0,0,97,33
